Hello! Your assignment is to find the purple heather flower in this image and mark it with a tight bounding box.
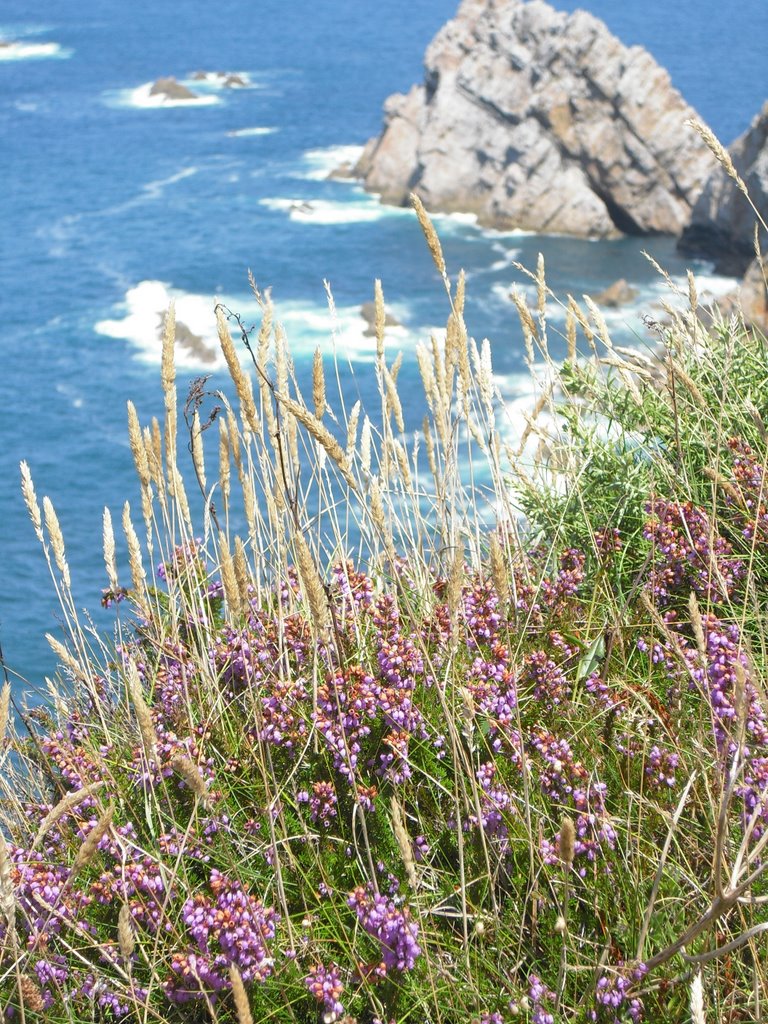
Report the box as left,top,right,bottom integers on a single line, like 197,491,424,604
594,962,646,1021
168,870,277,1000
347,884,420,973
305,963,345,1021
528,974,555,1024
643,498,744,605
309,781,337,827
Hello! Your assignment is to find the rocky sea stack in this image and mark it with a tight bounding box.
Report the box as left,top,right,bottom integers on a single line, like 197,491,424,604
356,0,714,237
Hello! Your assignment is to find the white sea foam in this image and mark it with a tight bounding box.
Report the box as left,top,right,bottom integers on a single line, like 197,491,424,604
259,193,409,226
480,225,539,239
588,269,740,335
0,39,69,60
683,270,739,302
227,126,277,137
109,82,221,109
273,298,414,364
55,383,84,410
296,145,365,180
432,210,480,228
95,281,226,371
95,282,420,372
188,70,253,89
492,369,563,474
488,241,522,273
488,264,740,343
137,166,199,200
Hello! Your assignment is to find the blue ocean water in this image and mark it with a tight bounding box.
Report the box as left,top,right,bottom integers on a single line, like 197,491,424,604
1,0,766,694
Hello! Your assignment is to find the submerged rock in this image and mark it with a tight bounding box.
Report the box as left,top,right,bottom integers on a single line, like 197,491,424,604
149,77,198,102
678,102,768,275
168,319,218,365
591,279,639,308
356,0,712,238
360,301,402,337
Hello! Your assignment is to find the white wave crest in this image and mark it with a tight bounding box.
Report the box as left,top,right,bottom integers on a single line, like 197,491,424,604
188,70,253,89
490,265,740,341
227,126,277,137
273,300,411,364
488,241,523,273
296,145,364,180
96,281,424,373
259,194,409,226
0,39,69,60
432,210,479,227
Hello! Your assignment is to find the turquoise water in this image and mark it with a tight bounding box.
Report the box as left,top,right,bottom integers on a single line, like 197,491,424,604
1,0,765,693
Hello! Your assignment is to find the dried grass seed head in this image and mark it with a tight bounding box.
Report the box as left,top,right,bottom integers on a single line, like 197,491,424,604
0,832,16,936
20,461,44,543
410,193,446,279
118,902,136,961
229,963,255,1024
294,531,328,632
312,347,326,420
127,401,151,487
191,409,206,489
686,118,745,192
0,682,10,749
102,506,119,592
559,815,576,866
72,804,115,873
171,752,211,803
43,496,70,588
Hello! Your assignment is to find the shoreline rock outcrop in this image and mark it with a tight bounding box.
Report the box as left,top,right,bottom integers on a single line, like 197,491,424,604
678,103,768,276
355,0,713,238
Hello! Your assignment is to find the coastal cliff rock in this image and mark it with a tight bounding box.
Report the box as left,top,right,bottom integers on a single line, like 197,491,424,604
678,103,768,275
356,0,712,237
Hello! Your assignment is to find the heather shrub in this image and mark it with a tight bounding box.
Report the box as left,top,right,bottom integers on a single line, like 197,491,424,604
2,205,768,1023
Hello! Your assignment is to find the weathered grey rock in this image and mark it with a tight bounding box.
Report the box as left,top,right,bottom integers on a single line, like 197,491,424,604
149,77,198,101
591,279,639,308
356,0,712,237
678,103,768,275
